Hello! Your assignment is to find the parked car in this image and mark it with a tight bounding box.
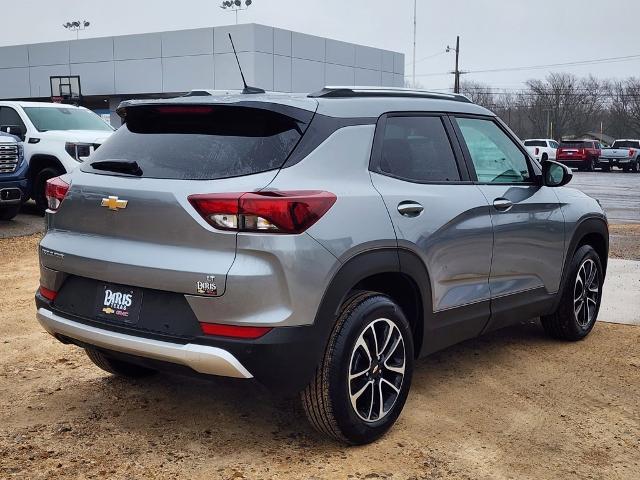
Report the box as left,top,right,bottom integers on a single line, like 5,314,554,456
0,130,28,221
556,140,602,171
599,139,640,172
0,102,114,213
523,139,558,162
35,87,609,444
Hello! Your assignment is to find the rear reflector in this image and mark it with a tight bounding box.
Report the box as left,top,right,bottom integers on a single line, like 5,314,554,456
199,322,272,339
45,176,70,212
188,190,337,234
39,286,57,301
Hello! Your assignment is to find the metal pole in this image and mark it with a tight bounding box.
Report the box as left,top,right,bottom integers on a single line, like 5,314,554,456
235,9,238,24
454,36,460,93
412,0,416,88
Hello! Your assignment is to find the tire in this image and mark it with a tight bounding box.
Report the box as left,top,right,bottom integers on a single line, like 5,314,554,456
601,165,611,172
541,245,603,341
34,166,64,215
631,161,639,173
85,347,156,378
541,153,548,162
622,166,630,172
585,158,595,172
0,206,20,221
301,292,414,445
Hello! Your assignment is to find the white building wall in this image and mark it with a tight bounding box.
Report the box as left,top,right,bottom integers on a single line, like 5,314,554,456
0,23,405,99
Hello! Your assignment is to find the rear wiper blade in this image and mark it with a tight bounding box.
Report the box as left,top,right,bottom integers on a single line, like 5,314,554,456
90,159,143,176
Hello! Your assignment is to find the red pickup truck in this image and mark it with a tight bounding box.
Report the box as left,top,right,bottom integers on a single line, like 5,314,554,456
556,140,602,171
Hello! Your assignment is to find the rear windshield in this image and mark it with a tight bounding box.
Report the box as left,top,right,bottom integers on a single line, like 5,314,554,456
85,104,313,180
612,140,640,148
524,140,546,147
560,141,591,148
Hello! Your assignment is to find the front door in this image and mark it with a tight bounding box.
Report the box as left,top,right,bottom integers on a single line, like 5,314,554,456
452,116,565,331
369,113,494,353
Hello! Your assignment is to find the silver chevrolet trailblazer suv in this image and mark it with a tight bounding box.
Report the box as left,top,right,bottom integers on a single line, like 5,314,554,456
36,87,608,444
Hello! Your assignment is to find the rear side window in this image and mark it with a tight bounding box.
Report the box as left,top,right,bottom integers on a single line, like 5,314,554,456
378,116,461,182
524,140,546,147
86,105,312,180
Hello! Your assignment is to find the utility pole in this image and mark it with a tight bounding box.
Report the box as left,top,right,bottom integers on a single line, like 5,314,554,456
447,36,461,93
412,0,417,88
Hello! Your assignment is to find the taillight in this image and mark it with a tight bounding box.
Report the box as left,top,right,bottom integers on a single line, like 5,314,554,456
534,147,540,156
39,286,57,301
629,148,636,157
188,190,337,234
199,322,272,339
45,176,70,212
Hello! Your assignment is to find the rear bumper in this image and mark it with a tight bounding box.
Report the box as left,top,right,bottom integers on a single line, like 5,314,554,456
35,289,328,393
598,157,633,165
36,307,253,379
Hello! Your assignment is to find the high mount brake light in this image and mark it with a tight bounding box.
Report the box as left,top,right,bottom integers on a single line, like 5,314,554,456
45,176,70,212
155,106,214,115
188,191,337,234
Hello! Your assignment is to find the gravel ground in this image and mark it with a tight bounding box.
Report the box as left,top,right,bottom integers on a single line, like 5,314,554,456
1,235,639,479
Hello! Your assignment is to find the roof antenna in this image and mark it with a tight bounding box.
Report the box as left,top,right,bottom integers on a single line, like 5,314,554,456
228,33,265,95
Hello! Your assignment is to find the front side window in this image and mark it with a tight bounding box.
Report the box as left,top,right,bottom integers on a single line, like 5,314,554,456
456,117,532,183
23,107,113,132
379,116,461,183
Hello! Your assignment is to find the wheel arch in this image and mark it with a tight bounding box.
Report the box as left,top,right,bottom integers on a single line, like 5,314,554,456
552,216,609,311
29,154,66,184
314,248,429,359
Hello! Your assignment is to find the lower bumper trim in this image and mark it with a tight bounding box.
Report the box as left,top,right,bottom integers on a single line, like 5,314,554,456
36,308,253,379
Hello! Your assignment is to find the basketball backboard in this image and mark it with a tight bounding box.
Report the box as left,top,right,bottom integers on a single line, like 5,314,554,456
50,76,82,104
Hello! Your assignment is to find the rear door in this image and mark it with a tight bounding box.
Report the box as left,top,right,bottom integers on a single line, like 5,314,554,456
41,103,315,298
369,113,494,353
451,115,565,331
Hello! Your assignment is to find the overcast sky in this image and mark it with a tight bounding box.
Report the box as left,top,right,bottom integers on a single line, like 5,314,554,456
2,0,639,91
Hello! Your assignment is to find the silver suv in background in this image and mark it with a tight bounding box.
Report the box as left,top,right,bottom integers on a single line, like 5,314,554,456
35,87,609,444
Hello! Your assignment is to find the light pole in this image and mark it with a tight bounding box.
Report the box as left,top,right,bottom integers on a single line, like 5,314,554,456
412,0,417,88
220,0,254,25
63,20,90,40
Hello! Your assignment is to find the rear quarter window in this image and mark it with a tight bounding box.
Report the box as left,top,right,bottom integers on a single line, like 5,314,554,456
84,104,313,180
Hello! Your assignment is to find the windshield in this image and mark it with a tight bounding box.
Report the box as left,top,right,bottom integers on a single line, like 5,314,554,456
23,107,114,132
612,141,640,148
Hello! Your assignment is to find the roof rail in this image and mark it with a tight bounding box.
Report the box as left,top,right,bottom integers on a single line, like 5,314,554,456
308,86,472,103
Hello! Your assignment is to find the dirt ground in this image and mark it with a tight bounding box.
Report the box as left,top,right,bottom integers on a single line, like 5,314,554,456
1,234,639,480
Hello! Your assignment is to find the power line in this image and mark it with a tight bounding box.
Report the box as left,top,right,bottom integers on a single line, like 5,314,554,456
413,53,640,78
405,50,447,67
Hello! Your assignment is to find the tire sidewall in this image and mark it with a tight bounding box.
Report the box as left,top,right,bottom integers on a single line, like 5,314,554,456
328,295,414,445
563,245,603,339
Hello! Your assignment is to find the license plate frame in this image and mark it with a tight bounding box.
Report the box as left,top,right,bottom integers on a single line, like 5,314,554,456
94,283,143,325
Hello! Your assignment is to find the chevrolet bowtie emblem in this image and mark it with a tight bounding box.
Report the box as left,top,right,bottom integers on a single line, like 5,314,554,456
101,196,128,211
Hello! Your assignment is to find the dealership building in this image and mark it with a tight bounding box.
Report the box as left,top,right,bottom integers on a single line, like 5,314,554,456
0,23,405,125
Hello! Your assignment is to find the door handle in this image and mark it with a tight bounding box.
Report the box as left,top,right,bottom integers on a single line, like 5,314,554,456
397,201,424,217
493,198,513,212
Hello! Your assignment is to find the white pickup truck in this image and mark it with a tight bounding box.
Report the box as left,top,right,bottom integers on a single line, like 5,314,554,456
523,139,559,162
599,139,640,172
0,101,114,212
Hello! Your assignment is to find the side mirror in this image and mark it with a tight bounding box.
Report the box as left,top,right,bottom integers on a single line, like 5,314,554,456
0,125,26,141
542,159,572,187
